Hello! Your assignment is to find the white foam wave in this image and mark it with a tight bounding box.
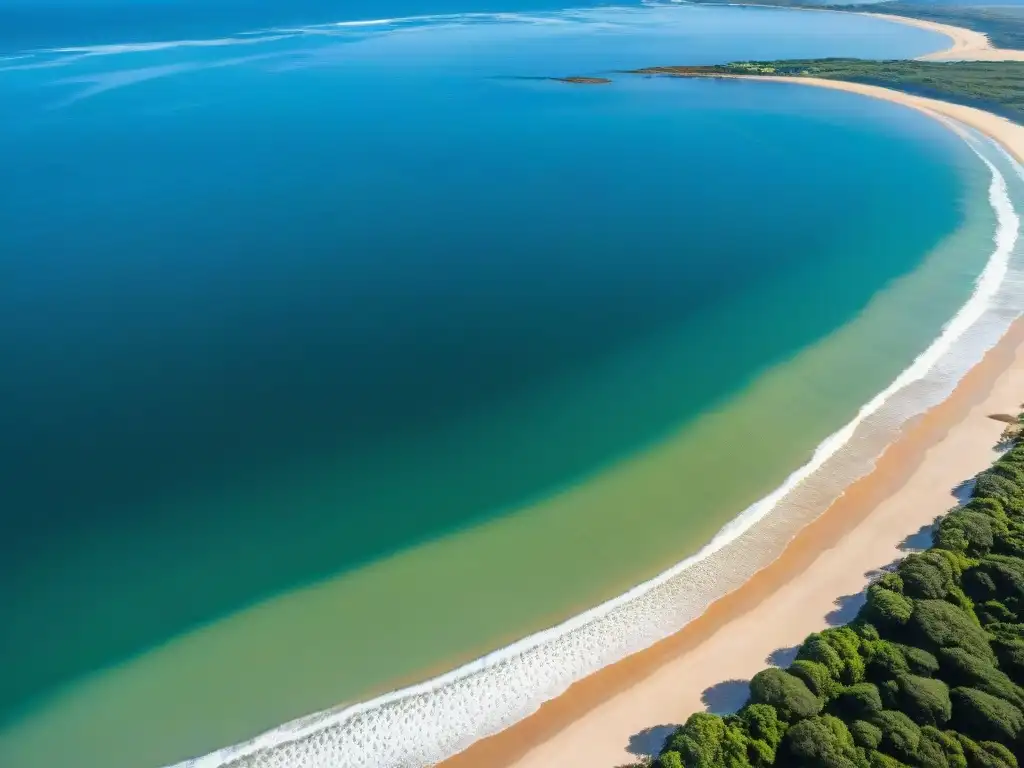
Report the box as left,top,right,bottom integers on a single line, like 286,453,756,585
16,7,620,61
41,34,295,57
330,19,400,28
166,124,1020,768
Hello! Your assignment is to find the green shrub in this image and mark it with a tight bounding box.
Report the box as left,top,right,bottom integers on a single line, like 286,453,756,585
936,524,971,556
950,686,1024,745
864,640,911,683
956,733,1018,768
909,600,995,663
917,735,952,768
746,739,773,768
994,532,1024,560
987,622,1024,640
975,742,1017,768
738,704,785,748
857,622,881,641
821,627,866,684
990,634,1024,682
659,752,683,768
833,683,883,721
877,573,905,594
946,585,979,622
993,461,1024,489
782,715,863,768
738,704,784,766
964,569,1000,604
790,660,839,700
890,674,951,726
920,726,967,768
936,510,996,556
964,497,1008,522
897,644,940,677
798,634,845,681
901,552,956,599
973,474,1024,512
665,713,750,768
879,679,899,710
938,647,1024,709
871,710,921,763
850,720,882,749
866,753,907,768
977,601,1016,626
749,669,821,723
969,556,1024,613
865,586,914,630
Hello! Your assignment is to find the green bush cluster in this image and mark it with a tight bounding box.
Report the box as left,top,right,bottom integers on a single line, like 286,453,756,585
652,437,1024,767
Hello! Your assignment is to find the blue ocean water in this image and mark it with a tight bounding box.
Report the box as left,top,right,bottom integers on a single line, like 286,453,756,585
0,5,991,768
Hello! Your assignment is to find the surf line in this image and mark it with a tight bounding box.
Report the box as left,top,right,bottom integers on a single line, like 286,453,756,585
174,101,1020,768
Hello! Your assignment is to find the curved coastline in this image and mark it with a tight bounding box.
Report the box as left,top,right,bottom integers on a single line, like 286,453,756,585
437,78,1024,768
724,5,1022,60
151,82,1024,768
867,12,1024,62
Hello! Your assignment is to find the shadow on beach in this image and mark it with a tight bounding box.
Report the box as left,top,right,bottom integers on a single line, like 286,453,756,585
766,645,799,667
625,724,680,758
701,679,751,715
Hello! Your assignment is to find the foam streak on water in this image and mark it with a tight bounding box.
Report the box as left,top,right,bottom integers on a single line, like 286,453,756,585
171,124,1023,768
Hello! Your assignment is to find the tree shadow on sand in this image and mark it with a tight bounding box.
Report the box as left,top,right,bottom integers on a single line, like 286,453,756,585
701,679,750,715
898,520,937,553
865,558,903,582
626,724,680,758
766,645,800,668
826,591,867,626
952,478,976,504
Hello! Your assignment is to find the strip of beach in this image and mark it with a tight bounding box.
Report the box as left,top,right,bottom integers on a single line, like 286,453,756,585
439,78,1024,768
748,4,1024,61
871,12,1024,62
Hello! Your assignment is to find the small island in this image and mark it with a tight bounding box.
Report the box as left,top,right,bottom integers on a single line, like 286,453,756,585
553,76,613,85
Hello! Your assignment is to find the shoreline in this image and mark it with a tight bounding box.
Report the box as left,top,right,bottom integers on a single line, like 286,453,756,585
443,323,1024,768
737,4,1024,62
436,78,1024,768
868,12,1024,62
721,4,1024,60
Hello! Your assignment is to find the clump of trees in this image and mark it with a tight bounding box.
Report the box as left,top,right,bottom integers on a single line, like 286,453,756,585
649,434,1024,767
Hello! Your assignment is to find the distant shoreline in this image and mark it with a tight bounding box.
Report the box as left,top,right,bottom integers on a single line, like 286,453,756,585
438,76,1024,768
868,11,1024,61
722,3,1024,61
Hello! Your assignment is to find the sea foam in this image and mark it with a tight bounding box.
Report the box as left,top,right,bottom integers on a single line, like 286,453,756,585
168,125,1023,768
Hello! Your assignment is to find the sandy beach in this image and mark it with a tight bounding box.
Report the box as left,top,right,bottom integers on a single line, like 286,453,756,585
439,80,1024,768
868,12,1024,61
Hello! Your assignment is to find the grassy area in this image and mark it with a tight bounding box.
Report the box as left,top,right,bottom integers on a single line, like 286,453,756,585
631,60,1024,122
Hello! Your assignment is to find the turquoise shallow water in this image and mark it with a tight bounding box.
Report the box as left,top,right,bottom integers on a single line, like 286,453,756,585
0,4,998,767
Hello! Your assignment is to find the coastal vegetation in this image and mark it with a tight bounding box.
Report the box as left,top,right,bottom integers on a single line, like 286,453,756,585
630,60,1024,123
632,415,1024,768
554,76,613,85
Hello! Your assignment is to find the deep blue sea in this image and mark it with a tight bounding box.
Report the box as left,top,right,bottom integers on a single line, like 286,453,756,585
0,4,1002,768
